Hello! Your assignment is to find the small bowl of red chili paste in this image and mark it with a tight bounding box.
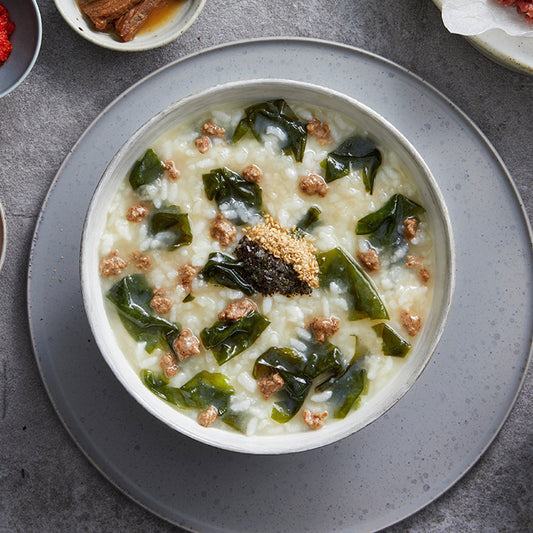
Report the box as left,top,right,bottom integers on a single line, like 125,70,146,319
0,0,41,98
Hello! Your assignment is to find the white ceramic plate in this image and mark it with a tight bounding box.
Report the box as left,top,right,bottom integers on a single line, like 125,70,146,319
53,0,205,51
433,0,533,75
28,39,533,532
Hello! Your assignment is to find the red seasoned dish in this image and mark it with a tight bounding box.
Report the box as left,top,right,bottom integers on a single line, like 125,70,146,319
0,3,15,64
493,0,533,23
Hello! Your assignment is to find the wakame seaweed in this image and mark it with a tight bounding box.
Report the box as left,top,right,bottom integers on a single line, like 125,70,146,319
203,167,263,225
253,340,343,423
316,360,368,419
373,322,411,357
322,136,382,193
107,274,180,353
317,247,389,321
233,99,307,162
295,205,321,234
143,369,248,432
129,149,166,191
199,252,255,295
148,205,192,250
142,369,234,415
356,193,425,250
253,347,313,423
201,310,271,365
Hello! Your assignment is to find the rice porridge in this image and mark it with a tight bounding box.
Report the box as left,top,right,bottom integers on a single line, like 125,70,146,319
98,99,434,435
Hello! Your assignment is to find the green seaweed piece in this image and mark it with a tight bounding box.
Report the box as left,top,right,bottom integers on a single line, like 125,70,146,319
301,338,343,380
295,205,321,234
142,369,234,416
373,322,411,357
201,310,270,365
203,167,262,225
199,252,255,295
221,410,249,433
233,99,307,162
148,205,192,250
317,247,389,321
253,340,343,423
356,193,425,250
253,347,313,423
317,361,368,419
182,293,195,303
129,149,166,191
106,274,180,353
322,136,382,193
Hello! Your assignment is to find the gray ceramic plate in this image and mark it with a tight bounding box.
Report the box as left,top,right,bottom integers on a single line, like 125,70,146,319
28,39,533,533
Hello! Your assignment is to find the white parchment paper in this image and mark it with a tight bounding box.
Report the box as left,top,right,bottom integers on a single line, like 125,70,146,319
442,0,532,36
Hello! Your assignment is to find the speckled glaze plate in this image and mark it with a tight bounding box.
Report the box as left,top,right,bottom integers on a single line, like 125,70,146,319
433,0,533,75
27,39,533,533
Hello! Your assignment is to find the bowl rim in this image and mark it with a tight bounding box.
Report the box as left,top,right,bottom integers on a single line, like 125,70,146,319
80,78,456,454
53,0,206,52
0,0,42,99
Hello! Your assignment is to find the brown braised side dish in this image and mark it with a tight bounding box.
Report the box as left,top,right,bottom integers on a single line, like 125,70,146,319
79,0,172,42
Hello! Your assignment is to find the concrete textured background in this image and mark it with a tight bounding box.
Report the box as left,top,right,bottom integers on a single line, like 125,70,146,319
0,0,531,531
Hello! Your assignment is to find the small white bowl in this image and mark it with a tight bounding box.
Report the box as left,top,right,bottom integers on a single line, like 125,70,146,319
81,80,455,454
53,0,205,52
0,0,41,98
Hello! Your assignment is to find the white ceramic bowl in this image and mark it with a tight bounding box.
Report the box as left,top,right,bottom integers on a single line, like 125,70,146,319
0,0,41,98
54,0,205,52
81,79,455,454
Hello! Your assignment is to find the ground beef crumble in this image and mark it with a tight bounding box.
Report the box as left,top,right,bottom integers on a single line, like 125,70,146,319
242,164,263,183
210,213,237,247
150,289,172,314
302,409,327,430
130,251,151,271
159,352,179,378
357,249,380,272
126,204,149,222
197,406,218,427
306,117,332,145
403,218,418,240
177,264,200,291
172,328,201,361
298,172,329,197
195,135,210,154
257,372,284,400
218,298,257,321
401,310,421,336
100,250,127,277
405,255,430,284
307,316,340,342
201,119,226,137
164,160,180,181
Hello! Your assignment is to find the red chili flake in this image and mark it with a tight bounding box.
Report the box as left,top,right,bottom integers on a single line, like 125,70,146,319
0,3,15,64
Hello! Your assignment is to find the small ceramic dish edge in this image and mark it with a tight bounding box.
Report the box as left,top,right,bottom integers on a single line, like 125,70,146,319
0,0,42,98
53,0,206,52
80,79,456,454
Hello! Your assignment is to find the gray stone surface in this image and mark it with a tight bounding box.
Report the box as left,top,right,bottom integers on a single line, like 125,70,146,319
0,0,531,532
